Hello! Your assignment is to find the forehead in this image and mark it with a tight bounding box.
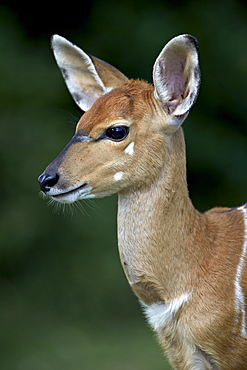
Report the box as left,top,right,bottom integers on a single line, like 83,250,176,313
76,80,153,133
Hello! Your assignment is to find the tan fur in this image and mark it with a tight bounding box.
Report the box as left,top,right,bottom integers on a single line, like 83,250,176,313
39,35,247,369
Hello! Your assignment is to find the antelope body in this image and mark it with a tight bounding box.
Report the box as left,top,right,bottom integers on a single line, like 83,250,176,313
38,34,247,369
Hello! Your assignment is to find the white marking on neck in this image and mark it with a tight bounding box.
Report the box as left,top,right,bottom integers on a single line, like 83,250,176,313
114,171,124,182
125,142,135,155
235,205,247,338
142,293,190,332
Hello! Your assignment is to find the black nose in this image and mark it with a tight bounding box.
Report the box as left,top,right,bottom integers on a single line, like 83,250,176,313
38,173,59,192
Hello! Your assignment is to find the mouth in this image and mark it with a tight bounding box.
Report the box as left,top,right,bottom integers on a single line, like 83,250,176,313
50,182,93,203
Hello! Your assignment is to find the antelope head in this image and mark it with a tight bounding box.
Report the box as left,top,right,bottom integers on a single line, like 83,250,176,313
38,34,200,203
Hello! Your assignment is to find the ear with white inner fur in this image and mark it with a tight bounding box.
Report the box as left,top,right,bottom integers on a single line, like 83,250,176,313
153,34,200,132
51,35,128,112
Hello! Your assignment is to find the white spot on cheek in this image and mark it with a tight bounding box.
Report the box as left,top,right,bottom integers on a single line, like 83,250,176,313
114,172,124,181
125,142,135,155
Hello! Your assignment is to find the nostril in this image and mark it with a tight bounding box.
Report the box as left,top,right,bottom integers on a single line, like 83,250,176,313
38,173,59,192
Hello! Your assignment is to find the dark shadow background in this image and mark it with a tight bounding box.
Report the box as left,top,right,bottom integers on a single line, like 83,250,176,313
0,1,247,369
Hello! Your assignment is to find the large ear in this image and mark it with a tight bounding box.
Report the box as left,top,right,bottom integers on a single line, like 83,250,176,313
51,35,128,112
153,34,200,132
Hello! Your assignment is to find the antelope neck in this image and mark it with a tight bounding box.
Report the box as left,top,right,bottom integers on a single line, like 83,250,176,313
117,130,201,305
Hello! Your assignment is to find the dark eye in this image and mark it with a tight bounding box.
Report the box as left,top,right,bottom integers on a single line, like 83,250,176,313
105,126,129,141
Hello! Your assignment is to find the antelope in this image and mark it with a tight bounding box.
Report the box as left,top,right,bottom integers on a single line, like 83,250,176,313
38,34,247,369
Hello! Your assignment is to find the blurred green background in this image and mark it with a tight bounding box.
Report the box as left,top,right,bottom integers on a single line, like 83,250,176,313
0,1,247,369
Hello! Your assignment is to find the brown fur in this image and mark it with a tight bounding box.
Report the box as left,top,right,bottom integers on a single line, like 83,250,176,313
39,35,247,369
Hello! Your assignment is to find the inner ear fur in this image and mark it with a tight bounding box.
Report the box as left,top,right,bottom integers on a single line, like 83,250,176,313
153,34,200,131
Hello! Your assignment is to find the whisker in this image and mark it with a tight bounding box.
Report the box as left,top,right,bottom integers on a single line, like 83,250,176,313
56,107,84,127
41,193,98,217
